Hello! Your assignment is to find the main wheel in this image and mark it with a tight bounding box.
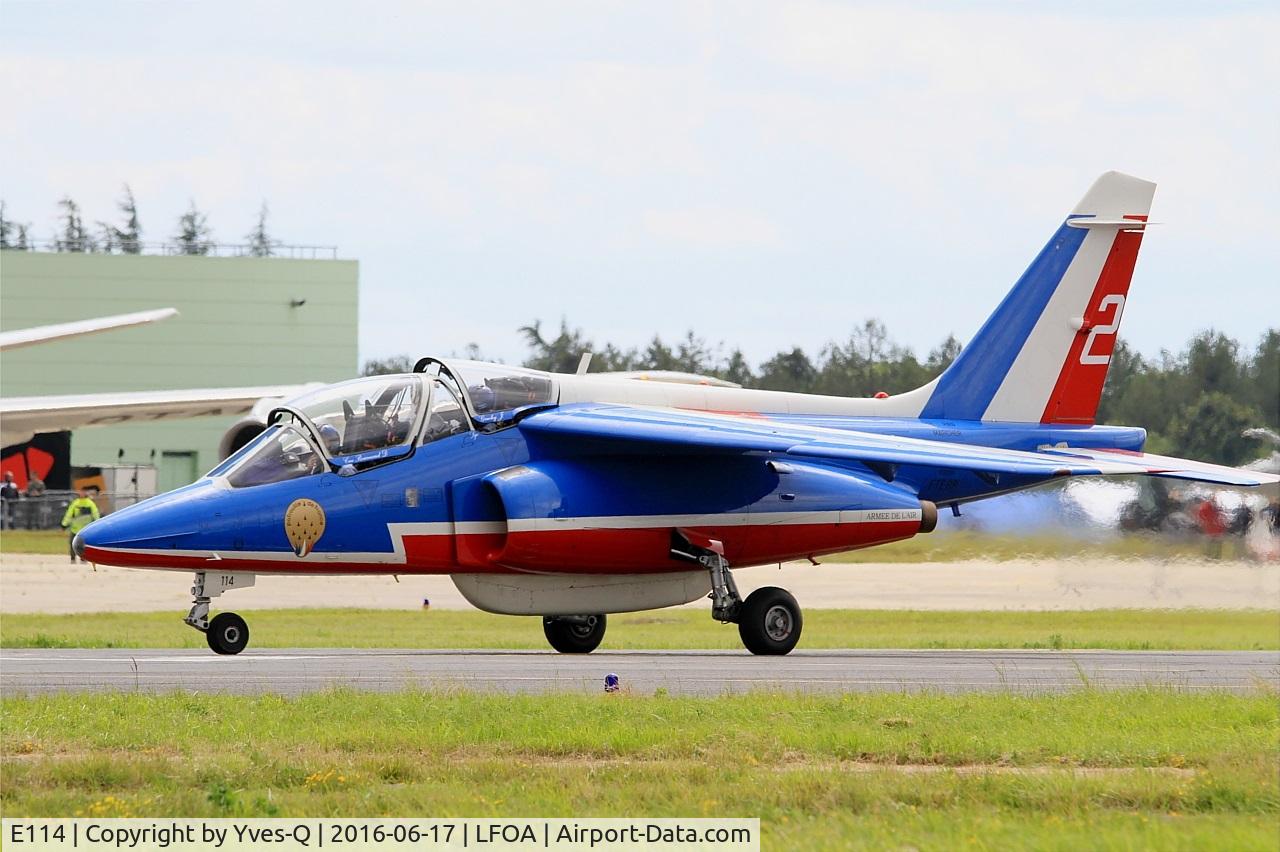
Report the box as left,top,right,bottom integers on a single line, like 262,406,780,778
206,612,250,655
543,615,606,654
738,587,802,655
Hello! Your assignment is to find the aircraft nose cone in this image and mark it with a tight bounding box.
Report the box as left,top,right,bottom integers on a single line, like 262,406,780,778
72,530,87,559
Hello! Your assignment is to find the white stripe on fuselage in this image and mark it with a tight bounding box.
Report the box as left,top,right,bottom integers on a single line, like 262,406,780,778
89,510,921,565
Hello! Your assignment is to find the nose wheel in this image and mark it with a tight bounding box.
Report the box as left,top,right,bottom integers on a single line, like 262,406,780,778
184,571,256,655
206,612,250,655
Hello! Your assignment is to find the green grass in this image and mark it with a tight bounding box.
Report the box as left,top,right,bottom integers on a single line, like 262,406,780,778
2,607,1276,651
3,689,1276,849
0,530,68,555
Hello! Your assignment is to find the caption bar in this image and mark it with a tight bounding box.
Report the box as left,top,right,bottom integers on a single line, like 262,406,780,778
3,819,759,851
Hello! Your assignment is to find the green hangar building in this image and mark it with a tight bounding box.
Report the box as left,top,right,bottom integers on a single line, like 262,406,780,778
1,249,358,492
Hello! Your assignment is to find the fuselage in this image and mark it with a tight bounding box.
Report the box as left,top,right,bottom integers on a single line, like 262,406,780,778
77,361,1146,578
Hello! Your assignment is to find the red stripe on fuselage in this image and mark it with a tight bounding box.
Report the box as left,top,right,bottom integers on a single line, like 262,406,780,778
498,521,917,573
83,520,921,575
1041,217,1146,424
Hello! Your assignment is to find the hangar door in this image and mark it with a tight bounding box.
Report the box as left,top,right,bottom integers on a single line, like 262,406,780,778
159,451,198,493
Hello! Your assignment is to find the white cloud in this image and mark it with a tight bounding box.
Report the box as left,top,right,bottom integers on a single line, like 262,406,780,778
1,2,1276,366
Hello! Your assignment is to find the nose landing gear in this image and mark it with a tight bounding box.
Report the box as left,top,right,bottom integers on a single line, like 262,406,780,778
184,571,256,655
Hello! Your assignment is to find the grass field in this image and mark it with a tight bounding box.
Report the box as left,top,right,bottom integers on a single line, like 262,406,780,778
3,607,1277,651
0,530,68,555
0,527,1245,561
2,689,1276,849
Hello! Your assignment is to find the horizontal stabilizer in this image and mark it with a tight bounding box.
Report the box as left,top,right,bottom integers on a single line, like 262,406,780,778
1065,218,1151,230
1040,447,1279,488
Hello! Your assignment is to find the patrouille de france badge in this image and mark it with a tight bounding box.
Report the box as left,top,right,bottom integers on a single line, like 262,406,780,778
284,498,326,557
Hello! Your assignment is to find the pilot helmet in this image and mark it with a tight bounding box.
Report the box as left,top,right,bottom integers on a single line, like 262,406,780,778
470,384,496,412
318,423,342,455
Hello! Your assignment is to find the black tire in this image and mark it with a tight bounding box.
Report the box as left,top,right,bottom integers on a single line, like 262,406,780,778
738,587,802,655
206,612,250,655
543,614,606,654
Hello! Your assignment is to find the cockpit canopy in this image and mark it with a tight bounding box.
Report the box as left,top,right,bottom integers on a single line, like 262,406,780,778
418,359,556,425
290,375,423,457
210,361,559,489
212,375,428,488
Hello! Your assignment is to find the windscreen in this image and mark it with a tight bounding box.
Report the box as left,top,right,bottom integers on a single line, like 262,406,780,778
226,426,326,488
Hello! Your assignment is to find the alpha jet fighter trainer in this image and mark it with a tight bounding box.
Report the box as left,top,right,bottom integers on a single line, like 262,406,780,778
76,172,1278,655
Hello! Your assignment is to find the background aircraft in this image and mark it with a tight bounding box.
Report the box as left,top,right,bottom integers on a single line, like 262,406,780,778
74,172,1279,656
0,309,759,459
0,308,311,450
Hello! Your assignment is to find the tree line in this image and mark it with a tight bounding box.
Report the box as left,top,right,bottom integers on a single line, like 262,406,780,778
0,187,278,256
365,320,1278,466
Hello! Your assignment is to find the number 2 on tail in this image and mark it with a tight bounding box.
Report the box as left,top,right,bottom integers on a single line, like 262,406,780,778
1079,294,1125,366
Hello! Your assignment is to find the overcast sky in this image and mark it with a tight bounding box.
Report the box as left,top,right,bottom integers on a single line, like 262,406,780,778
3,1,1276,369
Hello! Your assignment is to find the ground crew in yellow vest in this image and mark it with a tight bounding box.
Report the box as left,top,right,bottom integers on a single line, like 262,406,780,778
61,487,101,564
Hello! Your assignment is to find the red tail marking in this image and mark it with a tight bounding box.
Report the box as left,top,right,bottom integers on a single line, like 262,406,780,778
1041,217,1146,424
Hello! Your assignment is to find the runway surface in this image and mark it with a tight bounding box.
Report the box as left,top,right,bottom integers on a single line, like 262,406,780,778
3,649,1276,696
6,554,1280,613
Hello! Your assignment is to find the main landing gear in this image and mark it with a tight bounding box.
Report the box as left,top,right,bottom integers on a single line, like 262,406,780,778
185,571,255,655
675,531,803,655
543,615,607,653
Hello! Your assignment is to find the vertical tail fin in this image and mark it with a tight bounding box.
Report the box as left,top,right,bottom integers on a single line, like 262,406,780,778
919,171,1155,424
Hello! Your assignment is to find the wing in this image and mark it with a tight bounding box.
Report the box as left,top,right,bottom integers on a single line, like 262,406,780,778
0,385,310,446
520,404,1279,490
0,308,178,352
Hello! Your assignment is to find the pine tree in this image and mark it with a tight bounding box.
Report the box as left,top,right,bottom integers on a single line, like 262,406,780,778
95,220,118,254
362,355,416,376
174,200,213,255
925,334,962,373
246,202,274,257
0,201,12,249
519,319,596,373
720,348,755,386
55,197,94,252
116,185,142,253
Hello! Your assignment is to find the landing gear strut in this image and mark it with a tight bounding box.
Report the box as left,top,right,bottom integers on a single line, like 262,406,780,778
184,571,255,655
543,614,607,653
672,530,803,655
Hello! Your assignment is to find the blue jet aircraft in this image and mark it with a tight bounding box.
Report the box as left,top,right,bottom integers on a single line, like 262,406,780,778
76,172,1278,655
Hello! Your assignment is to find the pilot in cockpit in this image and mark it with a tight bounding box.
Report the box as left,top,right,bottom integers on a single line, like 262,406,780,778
318,424,342,456
469,384,496,413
